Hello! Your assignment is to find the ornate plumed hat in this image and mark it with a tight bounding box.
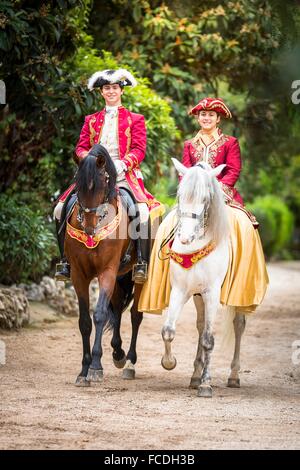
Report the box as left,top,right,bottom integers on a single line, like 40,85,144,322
189,97,232,118
88,69,137,90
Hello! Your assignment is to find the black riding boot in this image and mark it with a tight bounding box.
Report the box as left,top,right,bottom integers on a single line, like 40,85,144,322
55,218,71,282
133,222,150,284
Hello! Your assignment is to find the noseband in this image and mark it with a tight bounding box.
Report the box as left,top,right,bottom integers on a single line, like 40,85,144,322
77,200,109,222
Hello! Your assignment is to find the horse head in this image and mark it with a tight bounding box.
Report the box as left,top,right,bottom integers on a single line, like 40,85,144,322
75,144,117,236
171,158,228,245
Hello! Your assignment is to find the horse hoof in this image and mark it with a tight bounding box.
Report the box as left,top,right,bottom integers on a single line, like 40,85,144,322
161,356,177,370
75,376,91,387
122,368,135,380
113,356,127,369
197,385,213,398
87,368,103,383
189,378,201,389
227,378,240,388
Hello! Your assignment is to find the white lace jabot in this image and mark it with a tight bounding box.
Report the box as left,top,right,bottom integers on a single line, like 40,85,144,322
105,105,118,116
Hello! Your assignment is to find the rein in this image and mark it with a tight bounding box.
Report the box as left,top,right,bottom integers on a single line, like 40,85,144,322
158,221,179,261
77,199,109,227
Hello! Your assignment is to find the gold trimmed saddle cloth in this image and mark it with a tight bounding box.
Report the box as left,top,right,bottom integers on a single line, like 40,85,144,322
138,206,269,314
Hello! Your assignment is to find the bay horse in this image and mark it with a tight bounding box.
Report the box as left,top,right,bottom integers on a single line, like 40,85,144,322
161,159,246,398
65,144,144,386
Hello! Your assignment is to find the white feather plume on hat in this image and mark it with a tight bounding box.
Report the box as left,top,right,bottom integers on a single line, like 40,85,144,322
88,69,138,90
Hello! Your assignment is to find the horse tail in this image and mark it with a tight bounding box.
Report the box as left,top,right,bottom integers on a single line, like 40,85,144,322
116,271,134,313
219,306,236,355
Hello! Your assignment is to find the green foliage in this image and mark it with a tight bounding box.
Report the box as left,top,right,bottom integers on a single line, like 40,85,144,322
239,153,300,227
0,0,89,112
0,0,92,194
248,195,294,259
150,174,177,212
89,0,291,134
0,195,56,285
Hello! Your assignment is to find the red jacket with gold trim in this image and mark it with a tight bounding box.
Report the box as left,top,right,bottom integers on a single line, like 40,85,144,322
59,106,163,217
182,129,243,205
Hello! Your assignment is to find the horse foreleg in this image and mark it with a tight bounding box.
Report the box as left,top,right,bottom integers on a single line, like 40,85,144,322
72,278,92,387
123,284,143,380
88,276,115,383
227,310,246,388
190,295,205,389
198,289,219,398
110,284,126,369
161,288,187,371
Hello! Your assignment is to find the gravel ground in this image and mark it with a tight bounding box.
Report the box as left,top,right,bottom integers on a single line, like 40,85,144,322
0,261,299,450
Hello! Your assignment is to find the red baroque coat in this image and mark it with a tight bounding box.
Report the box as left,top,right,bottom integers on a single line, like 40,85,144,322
182,128,243,205
59,106,163,219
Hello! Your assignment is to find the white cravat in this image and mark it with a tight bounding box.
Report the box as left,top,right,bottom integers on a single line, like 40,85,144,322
100,106,126,182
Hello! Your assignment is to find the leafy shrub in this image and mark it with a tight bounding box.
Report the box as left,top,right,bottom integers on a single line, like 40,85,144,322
0,195,56,285
150,174,177,213
248,195,294,259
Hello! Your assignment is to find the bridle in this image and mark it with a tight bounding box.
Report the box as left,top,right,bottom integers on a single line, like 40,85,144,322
177,204,209,241
158,202,210,260
76,170,110,234
176,161,212,242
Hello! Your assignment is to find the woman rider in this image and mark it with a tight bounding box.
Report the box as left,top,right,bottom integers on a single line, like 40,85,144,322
138,97,269,313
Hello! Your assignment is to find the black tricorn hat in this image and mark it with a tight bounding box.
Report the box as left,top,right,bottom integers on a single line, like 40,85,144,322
88,69,137,90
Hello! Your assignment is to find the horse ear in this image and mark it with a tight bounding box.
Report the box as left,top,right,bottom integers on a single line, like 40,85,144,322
96,154,106,169
209,164,226,178
171,158,187,176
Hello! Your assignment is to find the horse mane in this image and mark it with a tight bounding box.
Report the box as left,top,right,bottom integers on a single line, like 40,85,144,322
178,166,229,245
75,144,117,202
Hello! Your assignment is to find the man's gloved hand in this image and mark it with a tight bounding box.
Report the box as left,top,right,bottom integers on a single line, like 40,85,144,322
114,160,127,176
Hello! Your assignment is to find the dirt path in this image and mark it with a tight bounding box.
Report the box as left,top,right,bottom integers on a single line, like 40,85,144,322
0,262,299,450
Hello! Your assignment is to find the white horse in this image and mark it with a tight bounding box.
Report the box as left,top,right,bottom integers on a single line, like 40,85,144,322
161,159,246,398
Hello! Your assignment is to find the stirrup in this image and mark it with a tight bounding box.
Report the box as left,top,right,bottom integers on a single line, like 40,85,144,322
55,262,70,282
132,262,148,284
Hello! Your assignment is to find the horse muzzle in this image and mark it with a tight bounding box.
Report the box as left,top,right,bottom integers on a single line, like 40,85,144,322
179,234,195,245
84,226,96,236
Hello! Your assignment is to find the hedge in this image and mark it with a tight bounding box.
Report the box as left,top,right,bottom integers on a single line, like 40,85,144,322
248,195,294,259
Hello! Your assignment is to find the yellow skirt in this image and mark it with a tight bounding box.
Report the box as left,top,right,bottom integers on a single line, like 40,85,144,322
138,206,269,314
